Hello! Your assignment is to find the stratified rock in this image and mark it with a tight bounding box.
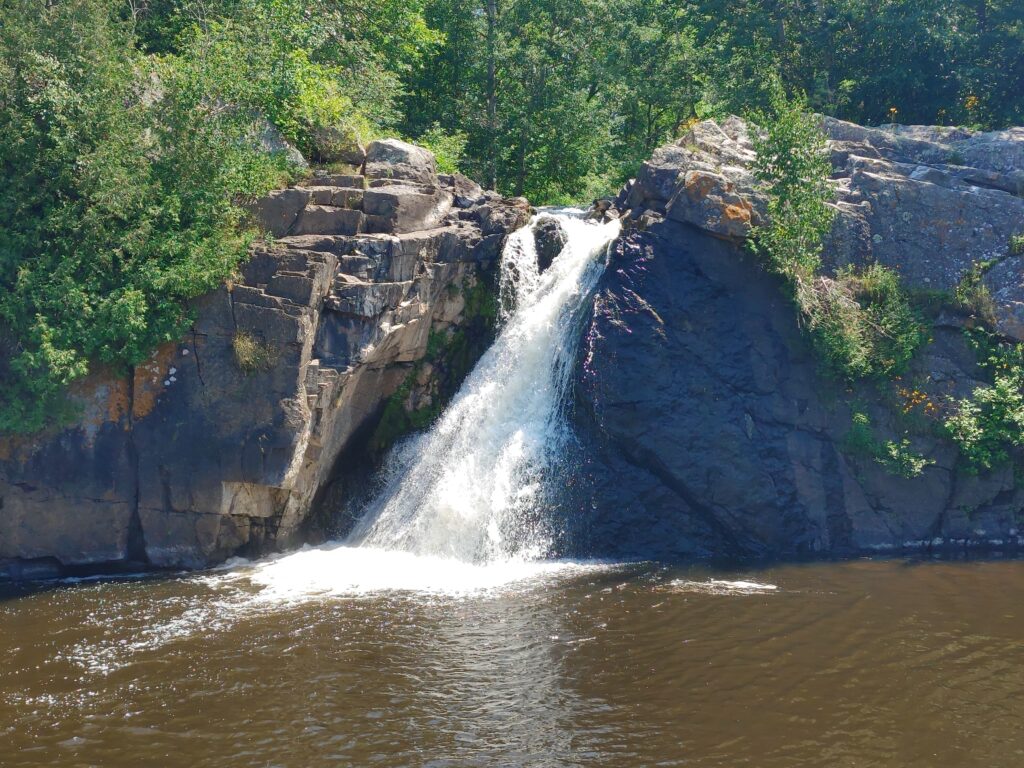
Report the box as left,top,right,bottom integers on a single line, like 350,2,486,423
363,185,453,233
245,188,311,237
0,140,528,577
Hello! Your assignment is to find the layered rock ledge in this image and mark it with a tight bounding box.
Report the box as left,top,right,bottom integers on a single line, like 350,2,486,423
0,140,529,578
571,118,1024,560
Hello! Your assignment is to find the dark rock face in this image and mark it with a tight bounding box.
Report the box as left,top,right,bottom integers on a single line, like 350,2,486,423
571,117,1024,561
0,143,529,578
570,221,1023,560
533,215,568,272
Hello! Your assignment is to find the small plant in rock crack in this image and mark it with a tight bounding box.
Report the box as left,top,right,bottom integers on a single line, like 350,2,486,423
232,332,279,374
843,410,934,478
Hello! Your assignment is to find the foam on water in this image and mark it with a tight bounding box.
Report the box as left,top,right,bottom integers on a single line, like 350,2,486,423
664,579,779,595
243,545,606,600
242,210,622,599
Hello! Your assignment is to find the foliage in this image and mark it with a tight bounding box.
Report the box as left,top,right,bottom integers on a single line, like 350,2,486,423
416,124,468,174
0,0,440,433
748,87,923,382
877,438,935,479
0,0,294,432
3,0,1022,432
943,334,1024,473
749,82,835,280
954,259,999,324
403,0,1024,203
1010,234,1024,257
232,332,279,373
843,412,934,479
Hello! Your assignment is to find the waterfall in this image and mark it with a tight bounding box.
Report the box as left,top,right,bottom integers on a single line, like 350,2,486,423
348,211,621,562
247,210,621,596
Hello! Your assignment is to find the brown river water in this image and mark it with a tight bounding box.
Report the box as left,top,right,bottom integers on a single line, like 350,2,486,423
2,555,1023,767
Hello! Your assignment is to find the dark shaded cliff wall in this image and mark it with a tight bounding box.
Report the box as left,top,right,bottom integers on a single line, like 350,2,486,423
567,117,1024,561
571,221,1023,560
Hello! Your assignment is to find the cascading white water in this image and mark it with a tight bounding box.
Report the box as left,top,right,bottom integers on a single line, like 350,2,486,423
245,210,621,596
347,210,621,562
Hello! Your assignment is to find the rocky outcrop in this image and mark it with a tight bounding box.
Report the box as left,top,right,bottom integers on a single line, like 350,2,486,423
0,143,529,579
623,116,1024,338
570,118,1024,561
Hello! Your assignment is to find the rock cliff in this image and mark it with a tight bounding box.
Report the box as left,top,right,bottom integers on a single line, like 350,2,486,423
570,117,1024,560
0,140,529,578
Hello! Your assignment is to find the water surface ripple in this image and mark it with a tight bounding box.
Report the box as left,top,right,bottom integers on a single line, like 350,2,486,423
3,558,1024,767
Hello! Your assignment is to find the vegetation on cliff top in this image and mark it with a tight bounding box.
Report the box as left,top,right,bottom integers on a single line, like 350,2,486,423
749,84,925,384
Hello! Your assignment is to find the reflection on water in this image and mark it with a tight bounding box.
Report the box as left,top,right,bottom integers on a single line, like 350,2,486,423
3,558,1024,767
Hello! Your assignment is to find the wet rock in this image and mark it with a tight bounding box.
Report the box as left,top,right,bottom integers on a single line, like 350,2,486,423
533,215,568,272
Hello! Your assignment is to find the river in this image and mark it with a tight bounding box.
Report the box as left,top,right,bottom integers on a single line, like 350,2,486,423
3,557,1024,766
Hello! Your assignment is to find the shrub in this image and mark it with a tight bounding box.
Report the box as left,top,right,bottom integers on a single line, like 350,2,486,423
954,259,998,324
0,0,283,432
877,438,935,479
842,411,933,479
1010,234,1024,256
944,336,1024,472
0,0,380,433
416,124,468,175
749,86,923,383
749,83,835,281
232,332,279,373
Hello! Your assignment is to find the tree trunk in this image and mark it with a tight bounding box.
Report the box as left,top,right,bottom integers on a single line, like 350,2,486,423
485,0,498,190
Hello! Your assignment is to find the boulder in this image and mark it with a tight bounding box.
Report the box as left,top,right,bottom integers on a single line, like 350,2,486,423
310,124,366,166
365,139,438,186
256,118,307,168
533,215,568,272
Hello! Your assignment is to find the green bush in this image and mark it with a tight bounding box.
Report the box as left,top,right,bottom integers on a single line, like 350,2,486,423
843,411,933,479
944,336,1024,473
954,259,999,323
0,0,417,434
749,86,923,382
416,124,468,174
1010,234,1024,257
749,83,835,281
